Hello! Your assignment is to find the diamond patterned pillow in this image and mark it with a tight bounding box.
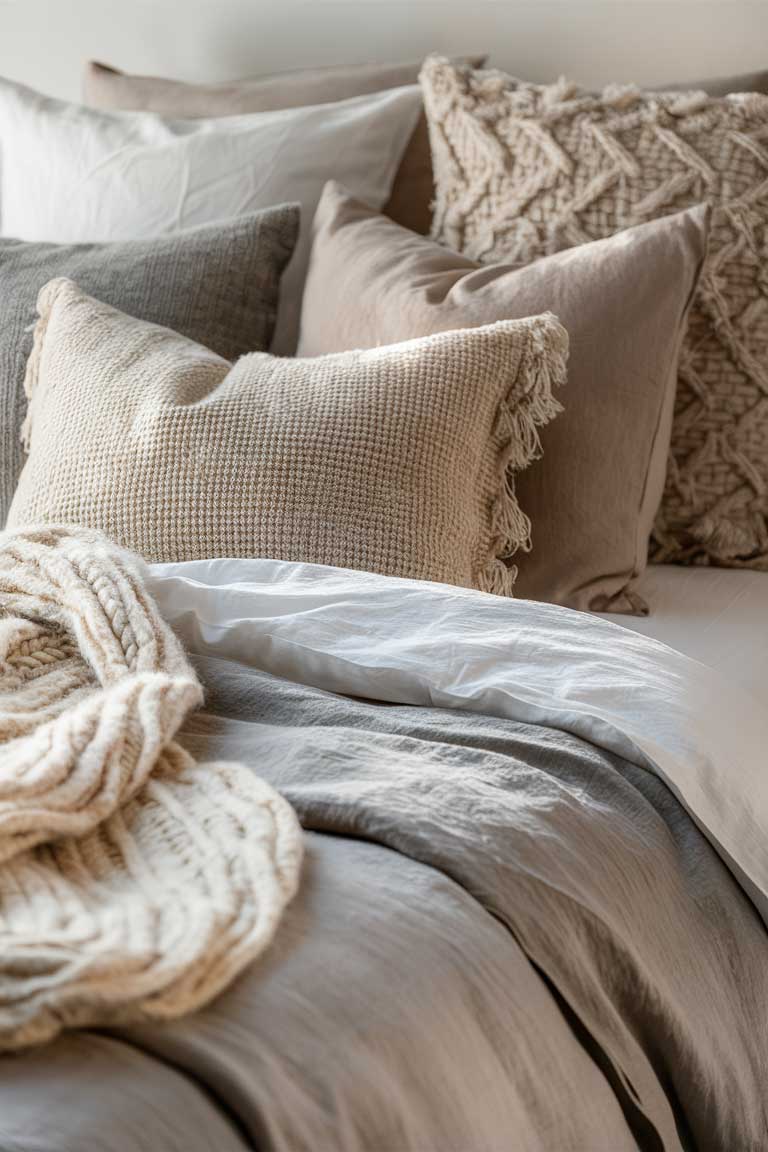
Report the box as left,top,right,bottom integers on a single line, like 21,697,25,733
421,56,768,569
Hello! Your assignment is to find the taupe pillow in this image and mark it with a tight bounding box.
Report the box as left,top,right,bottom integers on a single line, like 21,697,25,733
299,182,708,613
83,56,485,236
421,56,768,570
0,204,298,529
83,58,443,115
10,278,566,593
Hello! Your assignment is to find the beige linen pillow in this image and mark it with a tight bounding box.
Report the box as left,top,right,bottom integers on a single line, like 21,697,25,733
421,56,768,570
83,56,486,236
299,183,708,613
10,279,566,592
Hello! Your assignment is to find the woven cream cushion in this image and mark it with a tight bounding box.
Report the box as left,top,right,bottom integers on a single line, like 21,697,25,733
9,279,567,594
421,56,768,569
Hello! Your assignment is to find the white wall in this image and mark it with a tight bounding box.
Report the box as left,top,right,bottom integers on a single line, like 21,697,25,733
0,0,765,103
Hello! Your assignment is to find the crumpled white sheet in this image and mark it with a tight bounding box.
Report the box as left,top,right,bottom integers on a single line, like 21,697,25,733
149,556,768,929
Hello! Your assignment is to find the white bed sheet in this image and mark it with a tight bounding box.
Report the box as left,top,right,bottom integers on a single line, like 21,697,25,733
600,566,768,710
149,556,768,929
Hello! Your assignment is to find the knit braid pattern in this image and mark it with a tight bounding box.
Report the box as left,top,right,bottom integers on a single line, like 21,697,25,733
421,56,768,569
0,525,303,1051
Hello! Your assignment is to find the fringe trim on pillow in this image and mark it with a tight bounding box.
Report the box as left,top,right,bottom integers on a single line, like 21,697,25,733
20,277,73,452
479,314,567,598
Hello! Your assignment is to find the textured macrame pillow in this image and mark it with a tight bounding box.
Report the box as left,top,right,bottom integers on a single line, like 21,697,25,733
421,56,768,569
9,279,566,595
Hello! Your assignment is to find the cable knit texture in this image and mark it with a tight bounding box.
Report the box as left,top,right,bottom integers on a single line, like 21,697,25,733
10,278,567,595
0,524,303,1051
421,56,768,569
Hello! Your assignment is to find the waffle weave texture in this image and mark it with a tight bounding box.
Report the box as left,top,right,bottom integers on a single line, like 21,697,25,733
0,525,302,1051
422,56,768,569
0,204,298,530
9,278,567,596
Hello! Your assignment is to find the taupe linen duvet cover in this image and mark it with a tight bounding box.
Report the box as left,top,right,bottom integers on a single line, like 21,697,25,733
1,654,765,1152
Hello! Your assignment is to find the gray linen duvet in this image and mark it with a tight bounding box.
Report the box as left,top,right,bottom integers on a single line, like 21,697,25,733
1,653,766,1152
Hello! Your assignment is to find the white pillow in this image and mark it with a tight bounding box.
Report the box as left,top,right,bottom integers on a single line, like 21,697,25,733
0,78,421,353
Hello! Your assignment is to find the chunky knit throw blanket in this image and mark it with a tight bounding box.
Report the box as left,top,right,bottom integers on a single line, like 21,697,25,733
0,525,303,1051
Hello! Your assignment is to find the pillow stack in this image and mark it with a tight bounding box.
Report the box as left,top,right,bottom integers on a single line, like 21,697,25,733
0,75,422,353
3,52,766,611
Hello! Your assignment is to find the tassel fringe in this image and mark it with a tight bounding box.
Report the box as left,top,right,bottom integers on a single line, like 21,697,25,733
478,313,567,597
20,277,73,452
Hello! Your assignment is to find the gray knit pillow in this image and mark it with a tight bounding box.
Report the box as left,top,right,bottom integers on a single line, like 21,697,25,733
0,204,299,526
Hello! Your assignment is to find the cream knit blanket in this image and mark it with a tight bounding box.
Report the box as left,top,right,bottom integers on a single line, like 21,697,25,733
0,525,303,1051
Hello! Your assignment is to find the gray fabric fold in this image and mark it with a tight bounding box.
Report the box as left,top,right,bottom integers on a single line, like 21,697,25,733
2,654,766,1151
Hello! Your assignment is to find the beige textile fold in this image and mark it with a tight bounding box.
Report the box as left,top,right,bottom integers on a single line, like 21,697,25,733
0,525,302,1051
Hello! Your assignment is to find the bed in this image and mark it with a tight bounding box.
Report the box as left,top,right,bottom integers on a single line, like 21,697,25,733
0,29,767,1152
0,557,765,1152
602,566,768,710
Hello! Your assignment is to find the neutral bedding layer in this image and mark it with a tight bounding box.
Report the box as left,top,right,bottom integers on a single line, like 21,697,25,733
149,557,768,917
605,565,768,709
1,652,766,1150
0,559,766,1149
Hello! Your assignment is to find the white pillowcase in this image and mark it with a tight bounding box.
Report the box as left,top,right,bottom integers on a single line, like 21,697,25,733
0,77,421,353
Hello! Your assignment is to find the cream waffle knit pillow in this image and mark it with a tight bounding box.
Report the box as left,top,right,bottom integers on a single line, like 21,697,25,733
9,279,566,595
421,56,768,569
